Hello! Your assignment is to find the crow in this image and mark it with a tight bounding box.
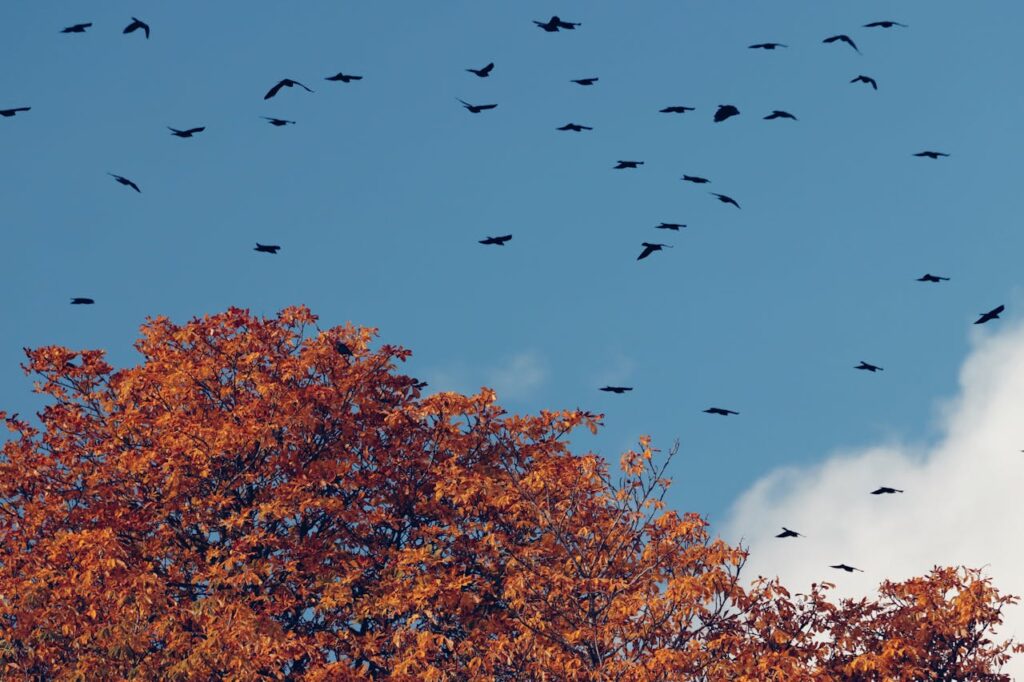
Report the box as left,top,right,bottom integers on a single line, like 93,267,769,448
600,386,633,394
534,16,581,32
0,107,30,118
479,235,512,245
325,72,363,83
661,106,695,114
714,104,740,122
70,297,95,305
264,79,314,100
974,305,1004,325
123,17,150,39
704,407,739,416
615,160,644,169
776,527,803,538
917,274,950,283
466,62,494,78
851,75,878,90
870,486,903,495
336,341,354,356
108,173,141,193
831,564,864,573
710,192,740,208
637,242,671,260
864,21,908,29
168,126,205,138
557,123,593,132
655,223,686,231
823,34,860,53
855,361,883,372
914,151,949,159
458,99,498,113
750,42,788,50
764,110,798,120
262,116,295,126
682,175,710,184
571,77,599,86
254,243,281,254
61,23,92,34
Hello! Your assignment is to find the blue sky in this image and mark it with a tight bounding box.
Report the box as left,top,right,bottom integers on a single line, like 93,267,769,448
2,1,1022,530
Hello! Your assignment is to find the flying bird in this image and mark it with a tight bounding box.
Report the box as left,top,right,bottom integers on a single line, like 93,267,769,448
655,223,686,231
123,17,150,39
870,486,904,495
914,151,949,159
831,564,864,573
264,79,314,100
776,527,803,538
682,175,710,184
974,305,1004,325
325,72,363,83
600,386,633,394
764,110,798,120
615,160,644,169
168,126,205,138
704,407,739,416
661,106,695,114
262,116,295,127
917,274,949,283
70,298,95,305
637,242,671,260
713,105,740,122
864,21,908,28
466,62,494,78
851,75,878,90
749,42,788,50
823,34,860,53
557,123,592,132
479,235,512,245
254,243,281,254
458,99,498,113
61,23,92,34
710,192,740,208
108,173,140,193
855,361,883,372
0,107,30,118
534,16,581,32
571,77,599,86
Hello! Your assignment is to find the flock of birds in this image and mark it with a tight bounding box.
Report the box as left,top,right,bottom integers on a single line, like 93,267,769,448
2,13,1009,578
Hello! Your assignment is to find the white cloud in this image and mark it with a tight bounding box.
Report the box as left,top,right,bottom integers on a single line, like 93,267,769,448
724,322,1024,675
486,351,547,402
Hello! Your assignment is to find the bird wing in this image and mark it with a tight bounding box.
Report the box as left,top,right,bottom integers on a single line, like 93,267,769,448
478,104,497,110
294,80,314,92
264,81,285,99
187,127,205,134
482,63,494,73
637,245,656,260
843,36,860,51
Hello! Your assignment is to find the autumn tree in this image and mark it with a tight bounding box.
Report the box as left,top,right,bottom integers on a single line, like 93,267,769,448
0,307,1018,680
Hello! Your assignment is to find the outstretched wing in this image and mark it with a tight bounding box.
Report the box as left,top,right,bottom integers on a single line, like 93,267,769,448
264,80,286,100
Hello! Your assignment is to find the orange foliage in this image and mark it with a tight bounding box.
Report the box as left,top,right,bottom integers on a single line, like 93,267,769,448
0,307,1018,679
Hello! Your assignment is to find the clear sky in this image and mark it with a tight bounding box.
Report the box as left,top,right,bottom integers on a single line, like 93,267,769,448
2,1,1022,536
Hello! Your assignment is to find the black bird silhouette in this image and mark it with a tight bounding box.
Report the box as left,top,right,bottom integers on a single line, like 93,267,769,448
325,72,363,83
168,126,205,138
823,34,860,53
600,386,633,394
914,151,949,159
661,106,695,114
917,274,950,283
254,243,281,254
851,75,878,90
479,235,512,246
557,123,592,132
713,105,740,122
264,79,314,100
335,341,353,356
655,223,686,231
974,305,1004,325
710,192,740,208
871,486,904,495
0,107,30,118
704,407,739,416
637,242,671,260
776,527,803,538
571,77,599,86
123,17,150,39
764,110,798,120
262,116,295,127
682,175,710,184
70,297,95,305
855,361,883,372
108,173,140,193
61,23,92,34
467,62,494,78
749,42,788,50
458,99,498,113
615,160,644,169
831,564,864,573
534,16,581,32
864,21,908,29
